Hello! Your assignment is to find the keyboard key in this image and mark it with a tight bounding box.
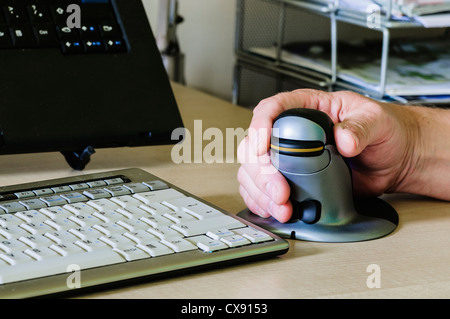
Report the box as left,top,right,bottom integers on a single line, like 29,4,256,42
18,198,47,210
188,235,228,253
100,23,122,38
0,214,24,227
59,192,88,203
69,183,90,191
15,210,48,223
0,239,28,254
51,186,72,193
24,247,60,261
44,218,77,232
87,180,107,188
60,39,84,54
20,222,54,235
122,183,150,194
39,206,73,220
91,223,122,236
103,185,130,197
0,215,23,229
27,4,52,24
3,5,28,25
92,210,123,223
99,234,133,248
220,235,251,248
84,39,105,53
170,215,245,237
50,5,69,24
83,188,111,200
104,38,126,53
163,211,197,224
160,237,197,253
14,191,35,199
123,230,158,244
64,202,97,215
206,228,235,240
116,206,149,219
86,198,120,212
146,225,182,240
110,195,144,208
163,197,223,219
80,24,100,38
139,202,173,215
136,241,174,257
104,178,124,185
233,227,274,243
0,225,30,239
44,229,84,245
39,195,67,207
18,234,53,249
49,242,84,256
68,227,101,241
132,189,184,205
0,251,34,266
0,201,26,213
33,188,54,196
74,238,110,252
140,215,172,228
68,214,99,228
142,180,168,191
113,245,150,261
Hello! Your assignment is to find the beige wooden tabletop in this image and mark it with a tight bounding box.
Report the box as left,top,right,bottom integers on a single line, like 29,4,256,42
0,83,448,299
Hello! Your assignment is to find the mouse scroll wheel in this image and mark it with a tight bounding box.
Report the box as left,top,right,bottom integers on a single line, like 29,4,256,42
270,137,325,157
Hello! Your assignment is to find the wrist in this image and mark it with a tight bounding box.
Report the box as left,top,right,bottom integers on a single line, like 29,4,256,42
394,105,450,200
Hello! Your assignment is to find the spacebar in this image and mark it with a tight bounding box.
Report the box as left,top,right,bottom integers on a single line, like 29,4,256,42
0,249,125,285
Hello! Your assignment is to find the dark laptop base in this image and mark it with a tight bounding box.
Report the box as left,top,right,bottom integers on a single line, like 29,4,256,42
0,0,183,169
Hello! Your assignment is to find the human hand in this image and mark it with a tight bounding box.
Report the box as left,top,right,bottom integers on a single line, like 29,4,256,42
237,89,421,223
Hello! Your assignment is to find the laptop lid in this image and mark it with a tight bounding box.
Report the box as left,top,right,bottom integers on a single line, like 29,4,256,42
0,0,183,169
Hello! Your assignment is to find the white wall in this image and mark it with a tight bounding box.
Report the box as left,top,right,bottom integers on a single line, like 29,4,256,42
142,0,236,101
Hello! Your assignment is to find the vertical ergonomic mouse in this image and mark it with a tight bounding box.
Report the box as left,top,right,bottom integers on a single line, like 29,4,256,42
238,108,398,242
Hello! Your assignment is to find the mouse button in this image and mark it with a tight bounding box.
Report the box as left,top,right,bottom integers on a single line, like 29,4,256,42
272,116,326,143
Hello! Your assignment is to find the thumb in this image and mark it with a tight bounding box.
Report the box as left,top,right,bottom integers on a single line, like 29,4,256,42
334,120,372,158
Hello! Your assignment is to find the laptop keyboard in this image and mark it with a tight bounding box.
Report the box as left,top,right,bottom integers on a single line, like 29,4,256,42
0,0,127,53
0,168,289,298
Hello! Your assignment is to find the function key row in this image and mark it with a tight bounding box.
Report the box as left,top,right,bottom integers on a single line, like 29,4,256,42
0,1,126,53
0,180,169,214
0,175,166,202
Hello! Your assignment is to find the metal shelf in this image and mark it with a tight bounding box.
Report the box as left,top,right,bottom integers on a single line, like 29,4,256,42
234,0,449,105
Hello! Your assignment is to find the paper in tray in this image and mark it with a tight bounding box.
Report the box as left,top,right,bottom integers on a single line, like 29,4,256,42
248,39,450,97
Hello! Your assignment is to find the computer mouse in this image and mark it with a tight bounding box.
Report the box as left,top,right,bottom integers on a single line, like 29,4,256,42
238,108,398,242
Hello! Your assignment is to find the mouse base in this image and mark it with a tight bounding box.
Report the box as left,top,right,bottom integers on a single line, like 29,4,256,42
237,197,399,243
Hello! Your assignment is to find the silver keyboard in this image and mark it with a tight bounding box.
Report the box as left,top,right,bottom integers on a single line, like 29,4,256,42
0,168,289,298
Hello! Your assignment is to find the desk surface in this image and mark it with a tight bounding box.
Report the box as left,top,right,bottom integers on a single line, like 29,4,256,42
0,83,449,299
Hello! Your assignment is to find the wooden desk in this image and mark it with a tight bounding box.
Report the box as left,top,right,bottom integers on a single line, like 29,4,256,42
0,83,449,299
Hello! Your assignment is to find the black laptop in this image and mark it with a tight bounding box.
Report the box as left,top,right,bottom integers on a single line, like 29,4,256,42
0,0,183,169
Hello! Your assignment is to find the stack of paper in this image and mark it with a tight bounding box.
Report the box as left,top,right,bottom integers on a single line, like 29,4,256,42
248,39,450,99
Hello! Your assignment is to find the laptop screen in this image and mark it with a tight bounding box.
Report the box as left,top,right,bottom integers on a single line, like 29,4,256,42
0,0,183,169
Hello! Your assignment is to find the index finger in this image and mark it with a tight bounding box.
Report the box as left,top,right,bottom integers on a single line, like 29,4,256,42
249,89,338,156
